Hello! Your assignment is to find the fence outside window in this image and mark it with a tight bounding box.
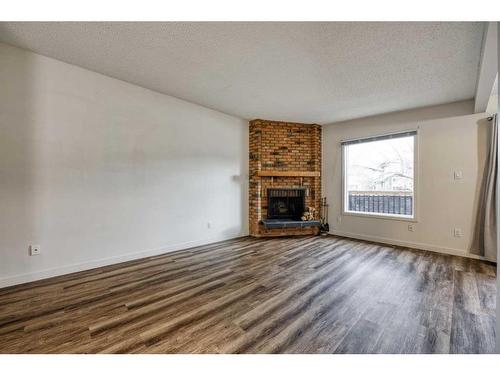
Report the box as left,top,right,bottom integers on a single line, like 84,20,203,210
347,190,413,216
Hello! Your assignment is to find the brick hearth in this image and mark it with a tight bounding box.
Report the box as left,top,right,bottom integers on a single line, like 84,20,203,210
249,119,322,237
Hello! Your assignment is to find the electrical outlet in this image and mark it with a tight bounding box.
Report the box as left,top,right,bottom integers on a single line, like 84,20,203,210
337,216,342,223
453,228,463,237
30,245,41,256
408,224,414,232
207,222,211,229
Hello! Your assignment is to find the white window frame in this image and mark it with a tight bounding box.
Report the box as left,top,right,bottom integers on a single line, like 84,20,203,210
341,129,419,222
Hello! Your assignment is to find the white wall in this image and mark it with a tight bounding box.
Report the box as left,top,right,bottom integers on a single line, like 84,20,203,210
0,42,249,288
485,74,498,114
322,100,493,260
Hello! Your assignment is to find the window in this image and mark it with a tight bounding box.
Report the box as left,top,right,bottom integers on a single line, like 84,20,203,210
342,131,417,219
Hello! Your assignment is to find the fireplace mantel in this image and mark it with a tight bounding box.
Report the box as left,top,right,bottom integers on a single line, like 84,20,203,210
256,171,320,177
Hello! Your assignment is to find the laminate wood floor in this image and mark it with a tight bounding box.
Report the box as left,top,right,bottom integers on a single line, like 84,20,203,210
0,236,496,353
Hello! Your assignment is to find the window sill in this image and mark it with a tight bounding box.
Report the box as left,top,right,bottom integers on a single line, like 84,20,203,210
342,211,417,222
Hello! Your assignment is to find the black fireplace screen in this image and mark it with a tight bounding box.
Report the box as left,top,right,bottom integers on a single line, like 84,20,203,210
267,188,306,220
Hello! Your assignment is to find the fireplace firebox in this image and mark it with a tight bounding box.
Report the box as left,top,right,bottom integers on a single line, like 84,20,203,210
267,188,306,220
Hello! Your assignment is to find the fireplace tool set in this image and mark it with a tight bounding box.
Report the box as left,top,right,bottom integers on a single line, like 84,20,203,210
320,197,330,234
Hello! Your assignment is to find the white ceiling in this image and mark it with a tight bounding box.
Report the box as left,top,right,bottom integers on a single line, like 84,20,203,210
0,22,485,124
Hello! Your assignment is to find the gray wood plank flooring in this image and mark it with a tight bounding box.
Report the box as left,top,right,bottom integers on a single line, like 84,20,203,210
0,235,496,353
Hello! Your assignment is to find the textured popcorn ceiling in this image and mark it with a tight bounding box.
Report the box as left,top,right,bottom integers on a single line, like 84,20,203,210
0,22,485,124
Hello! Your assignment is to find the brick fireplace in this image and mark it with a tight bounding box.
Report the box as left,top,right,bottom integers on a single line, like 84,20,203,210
249,119,322,237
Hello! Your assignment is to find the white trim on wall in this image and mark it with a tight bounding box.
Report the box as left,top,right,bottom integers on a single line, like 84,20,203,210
0,233,246,289
330,230,495,263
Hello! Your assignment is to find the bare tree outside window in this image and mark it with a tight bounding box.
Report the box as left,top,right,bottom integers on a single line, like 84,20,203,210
343,134,415,218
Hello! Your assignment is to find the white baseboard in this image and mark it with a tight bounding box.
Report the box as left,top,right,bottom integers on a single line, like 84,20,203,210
2,230,492,289
0,232,247,289
329,229,496,262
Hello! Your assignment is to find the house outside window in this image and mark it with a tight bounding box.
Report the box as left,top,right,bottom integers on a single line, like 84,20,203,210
342,131,417,220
